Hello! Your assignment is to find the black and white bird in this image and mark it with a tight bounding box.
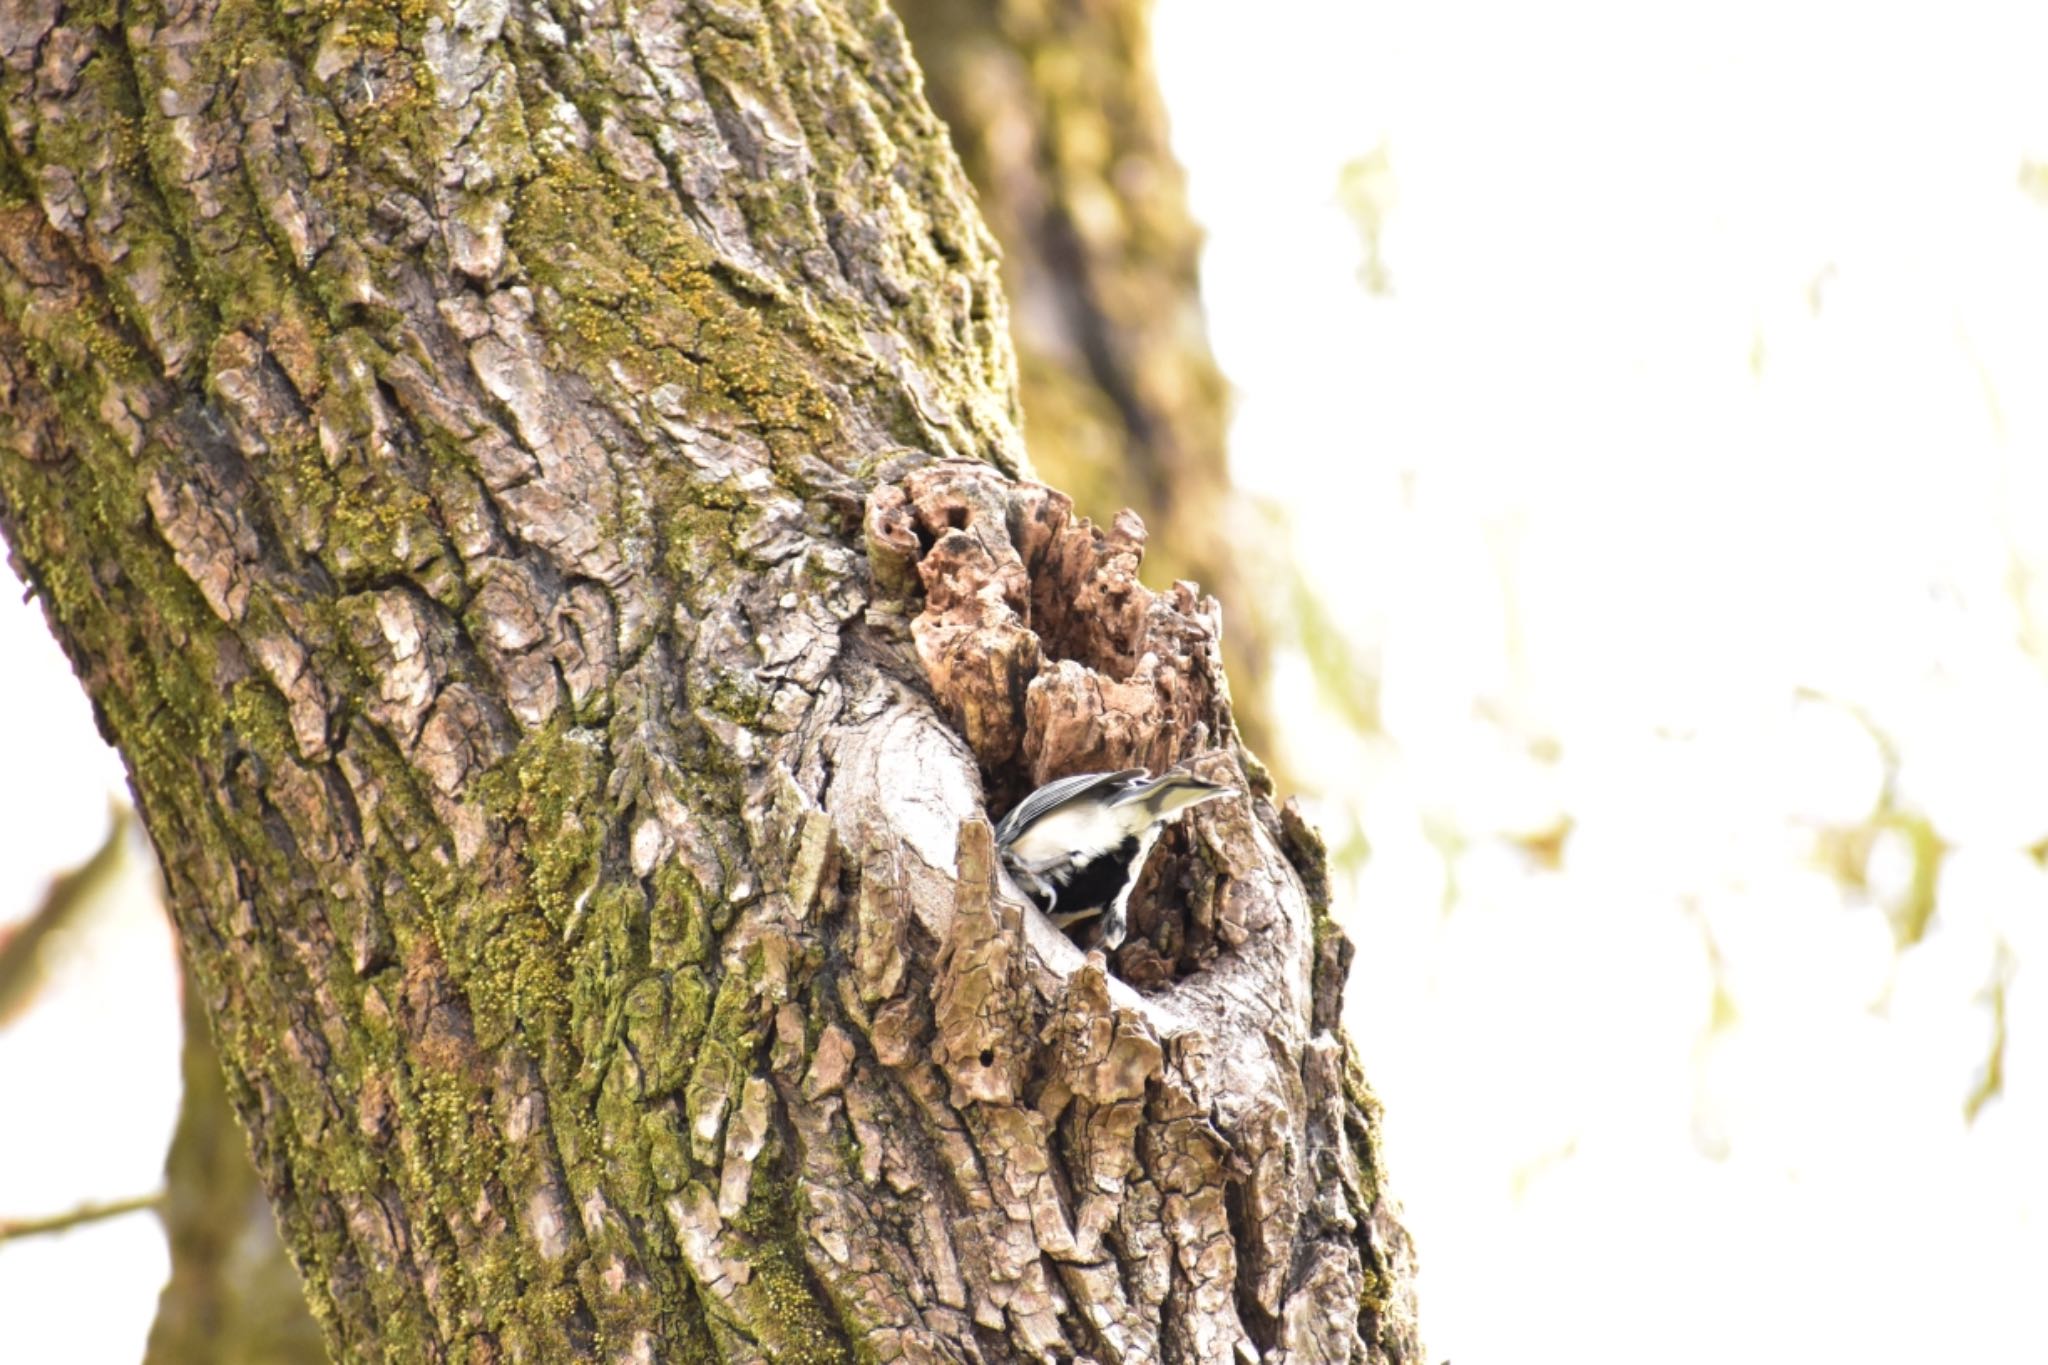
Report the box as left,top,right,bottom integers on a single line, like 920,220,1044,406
993,768,1234,950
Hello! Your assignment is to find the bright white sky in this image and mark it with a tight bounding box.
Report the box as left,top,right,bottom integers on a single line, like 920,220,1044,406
1154,0,2048,1359
6,2,2048,1360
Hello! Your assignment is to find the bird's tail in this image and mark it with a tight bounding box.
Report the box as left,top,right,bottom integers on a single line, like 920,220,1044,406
1120,771,1234,821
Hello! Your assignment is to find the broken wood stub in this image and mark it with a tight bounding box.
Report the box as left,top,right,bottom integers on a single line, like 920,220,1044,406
875,460,1247,982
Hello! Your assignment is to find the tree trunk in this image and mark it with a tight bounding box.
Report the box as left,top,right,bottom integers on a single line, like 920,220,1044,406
0,2,1417,1361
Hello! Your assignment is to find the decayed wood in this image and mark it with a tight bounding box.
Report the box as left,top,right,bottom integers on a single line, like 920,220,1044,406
0,0,1418,1360
892,0,1277,757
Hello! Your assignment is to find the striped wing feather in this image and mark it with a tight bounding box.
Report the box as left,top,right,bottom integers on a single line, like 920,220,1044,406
994,769,1148,847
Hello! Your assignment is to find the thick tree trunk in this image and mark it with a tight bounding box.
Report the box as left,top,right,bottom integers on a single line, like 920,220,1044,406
143,2,1271,1352
0,1,1417,1361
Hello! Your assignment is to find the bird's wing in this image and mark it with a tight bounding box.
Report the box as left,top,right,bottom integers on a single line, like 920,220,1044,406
1108,770,1232,814
994,769,1148,847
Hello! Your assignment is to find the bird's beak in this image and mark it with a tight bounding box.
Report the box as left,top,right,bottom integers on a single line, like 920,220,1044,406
1148,774,1235,817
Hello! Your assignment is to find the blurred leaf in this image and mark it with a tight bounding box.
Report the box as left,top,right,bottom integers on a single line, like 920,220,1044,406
2019,158,2048,207
1337,142,1398,297
1508,817,1573,872
1794,690,1943,950
1875,810,1944,950
1964,943,2013,1124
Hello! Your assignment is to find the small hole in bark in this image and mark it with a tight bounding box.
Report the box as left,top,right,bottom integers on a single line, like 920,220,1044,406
979,1048,995,1068
944,505,968,530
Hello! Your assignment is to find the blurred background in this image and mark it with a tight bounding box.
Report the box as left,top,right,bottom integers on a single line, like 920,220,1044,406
1153,0,2048,1359
5,0,2047,1360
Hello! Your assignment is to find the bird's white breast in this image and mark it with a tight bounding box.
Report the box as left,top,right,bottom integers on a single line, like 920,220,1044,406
1004,802,1127,876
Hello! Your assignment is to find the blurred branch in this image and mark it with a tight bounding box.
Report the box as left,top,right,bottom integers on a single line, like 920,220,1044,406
145,966,326,1365
0,1191,162,1243
0,805,128,1025
1288,561,1383,736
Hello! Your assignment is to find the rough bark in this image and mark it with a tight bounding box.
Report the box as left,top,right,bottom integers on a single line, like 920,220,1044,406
890,0,1273,758
0,2,1416,1362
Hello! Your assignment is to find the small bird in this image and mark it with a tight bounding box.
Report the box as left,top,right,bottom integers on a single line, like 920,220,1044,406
994,768,1234,950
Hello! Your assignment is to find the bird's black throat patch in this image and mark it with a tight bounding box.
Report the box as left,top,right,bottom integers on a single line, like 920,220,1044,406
1053,834,1144,914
